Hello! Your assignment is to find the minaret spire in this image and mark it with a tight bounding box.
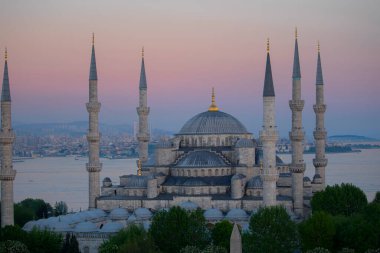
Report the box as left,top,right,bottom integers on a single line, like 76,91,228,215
137,47,150,164
86,34,102,209
0,48,16,226
313,41,328,191
289,28,306,217
260,39,279,207
208,87,219,112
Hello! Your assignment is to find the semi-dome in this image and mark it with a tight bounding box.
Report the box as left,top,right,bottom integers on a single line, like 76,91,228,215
175,150,228,168
177,111,249,135
179,201,198,211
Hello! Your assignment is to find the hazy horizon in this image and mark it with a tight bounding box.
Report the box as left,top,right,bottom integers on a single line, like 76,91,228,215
1,1,379,138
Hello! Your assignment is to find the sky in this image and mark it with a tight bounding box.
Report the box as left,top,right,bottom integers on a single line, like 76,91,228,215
0,0,379,139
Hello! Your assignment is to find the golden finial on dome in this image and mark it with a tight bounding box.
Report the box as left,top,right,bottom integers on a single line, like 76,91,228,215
208,87,219,112
4,47,7,61
137,159,142,176
266,38,270,53
317,40,320,53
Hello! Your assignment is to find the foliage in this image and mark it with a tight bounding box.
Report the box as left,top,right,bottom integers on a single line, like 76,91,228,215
0,226,62,253
0,240,30,253
372,192,380,204
299,211,336,251
54,201,68,216
180,245,227,253
19,199,53,219
149,206,210,253
246,206,298,253
338,248,355,253
61,233,80,253
14,205,35,228
211,220,233,251
311,183,367,216
99,224,158,253
305,248,330,253
365,250,380,253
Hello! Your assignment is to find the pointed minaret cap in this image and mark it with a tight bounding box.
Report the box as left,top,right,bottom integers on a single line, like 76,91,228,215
316,41,324,85
292,27,301,79
2,47,11,102
208,87,219,112
139,47,147,90
89,33,98,80
263,39,275,97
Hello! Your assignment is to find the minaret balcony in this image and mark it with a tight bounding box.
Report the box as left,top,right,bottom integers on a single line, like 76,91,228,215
313,158,328,167
86,102,101,113
86,163,102,172
137,134,150,142
313,130,327,140
289,100,304,111
0,170,16,181
0,131,15,144
289,130,304,141
289,163,306,173
136,107,150,115
313,104,326,113
87,133,100,142
259,129,278,142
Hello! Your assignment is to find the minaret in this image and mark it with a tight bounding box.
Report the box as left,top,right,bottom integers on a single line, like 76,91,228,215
313,42,328,189
86,34,102,209
0,48,16,226
260,39,279,207
136,47,150,163
289,28,306,216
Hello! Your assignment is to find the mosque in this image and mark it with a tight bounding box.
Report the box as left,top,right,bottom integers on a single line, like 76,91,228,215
1,30,328,252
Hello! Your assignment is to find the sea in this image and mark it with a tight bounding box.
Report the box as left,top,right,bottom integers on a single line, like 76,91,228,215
10,149,380,212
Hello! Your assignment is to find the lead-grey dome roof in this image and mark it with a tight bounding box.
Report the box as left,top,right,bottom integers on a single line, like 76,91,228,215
177,110,249,135
175,150,229,168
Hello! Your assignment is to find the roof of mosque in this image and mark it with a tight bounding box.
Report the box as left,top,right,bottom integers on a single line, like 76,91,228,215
109,208,130,220
162,175,232,187
179,201,199,211
203,208,224,220
74,221,98,233
120,175,148,188
177,110,249,135
100,221,124,233
225,208,249,221
247,176,263,189
235,138,257,148
175,150,229,168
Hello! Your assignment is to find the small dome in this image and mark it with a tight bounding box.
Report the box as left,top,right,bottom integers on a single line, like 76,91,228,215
109,208,129,220
226,208,248,221
231,174,245,181
179,201,198,211
100,221,124,233
235,139,256,148
58,215,74,224
183,178,208,187
134,208,153,220
51,221,72,232
303,177,311,182
68,213,83,223
103,177,112,182
127,214,137,224
74,221,98,232
103,177,112,187
178,110,249,135
247,176,263,189
175,150,228,168
23,221,36,231
204,208,224,221
157,140,172,148
93,209,107,218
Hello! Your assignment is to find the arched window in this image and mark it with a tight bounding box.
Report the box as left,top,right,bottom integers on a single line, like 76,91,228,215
215,169,219,176
208,169,212,176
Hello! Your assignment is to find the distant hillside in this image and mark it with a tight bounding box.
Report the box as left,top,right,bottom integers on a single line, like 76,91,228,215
328,135,379,142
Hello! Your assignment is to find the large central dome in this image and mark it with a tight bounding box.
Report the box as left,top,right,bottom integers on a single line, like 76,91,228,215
177,110,249,135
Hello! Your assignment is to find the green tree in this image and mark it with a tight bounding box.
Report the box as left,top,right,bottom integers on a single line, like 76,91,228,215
0,240,30,253
211,220,233,251
99,224,158,253
201,245,227,253
0,225,28,243
150,206,210,253
54,201,68,216
299,211,336,251
311,183,367,216
305,248,330,253
246,206,298,253
14,204,34,227
372,192,380,204
180,246,201,253
19,199,53,219
25,228,63,253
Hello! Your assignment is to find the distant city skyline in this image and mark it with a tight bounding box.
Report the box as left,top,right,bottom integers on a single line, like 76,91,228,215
1,1,379,138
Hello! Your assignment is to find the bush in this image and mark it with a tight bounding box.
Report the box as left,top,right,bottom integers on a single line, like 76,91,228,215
306,248,330,253
0,240,30,253
246,206,298,253
211,220,233,250
311,183,367,216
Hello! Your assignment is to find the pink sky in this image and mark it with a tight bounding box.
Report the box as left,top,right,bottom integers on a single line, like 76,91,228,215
0,0,379,138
